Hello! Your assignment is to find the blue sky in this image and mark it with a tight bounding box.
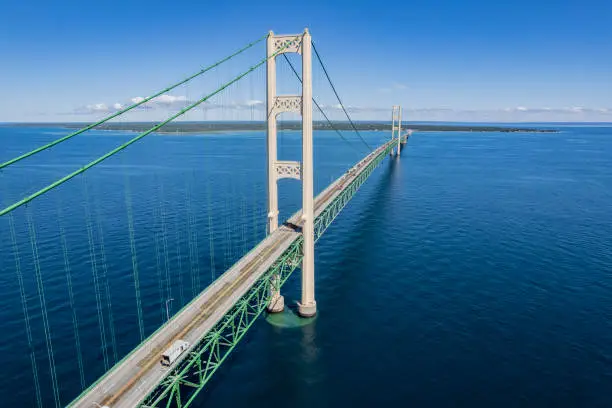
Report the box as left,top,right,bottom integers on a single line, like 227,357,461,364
0,0,610,122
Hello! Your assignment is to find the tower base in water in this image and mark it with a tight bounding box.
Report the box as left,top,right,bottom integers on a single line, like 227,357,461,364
267,294,285,313
297,301,317,318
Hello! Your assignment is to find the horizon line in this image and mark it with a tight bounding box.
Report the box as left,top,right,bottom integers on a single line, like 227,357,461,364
2,120,612,125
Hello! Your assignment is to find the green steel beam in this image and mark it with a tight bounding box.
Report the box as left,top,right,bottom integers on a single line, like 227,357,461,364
139,137,403,408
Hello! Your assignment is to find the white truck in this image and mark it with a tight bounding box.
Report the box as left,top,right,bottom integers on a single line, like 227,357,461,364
160,340,190,367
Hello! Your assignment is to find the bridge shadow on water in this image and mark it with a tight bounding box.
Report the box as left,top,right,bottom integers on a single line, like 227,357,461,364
273,153,404,321
263,154,404,324
183,155,404,408
316,155,403,300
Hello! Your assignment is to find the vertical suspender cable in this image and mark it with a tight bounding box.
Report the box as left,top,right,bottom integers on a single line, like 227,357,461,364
240,196,247,256
82,177,110,371
9,212,43,407
206,180,216,284
123,167,145,341
56,197,86,389
191,175,202,293
184,176,197,298
251,182,258,244
0,34,303,218
153,175,166,321
94,197,118,364
0,34,268,170
159,181,173,312
175,200,185,308
26,208,61,408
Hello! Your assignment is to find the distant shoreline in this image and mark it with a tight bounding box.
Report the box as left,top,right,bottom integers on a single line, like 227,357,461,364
0,121,559,133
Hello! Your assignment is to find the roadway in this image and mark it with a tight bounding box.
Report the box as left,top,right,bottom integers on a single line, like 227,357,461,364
70,138,398,408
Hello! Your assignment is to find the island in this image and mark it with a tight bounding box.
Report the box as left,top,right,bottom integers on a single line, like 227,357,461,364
0,121,558,133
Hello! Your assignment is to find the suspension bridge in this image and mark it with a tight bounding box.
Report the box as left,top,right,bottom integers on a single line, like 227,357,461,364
0,29,410,408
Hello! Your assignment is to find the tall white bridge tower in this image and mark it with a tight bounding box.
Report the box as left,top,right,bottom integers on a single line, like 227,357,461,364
265,29,317,318
391,105,402,156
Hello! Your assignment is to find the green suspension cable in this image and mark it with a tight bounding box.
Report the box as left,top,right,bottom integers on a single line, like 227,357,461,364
0,34,302,218
26,208,61,408
0,34,267,170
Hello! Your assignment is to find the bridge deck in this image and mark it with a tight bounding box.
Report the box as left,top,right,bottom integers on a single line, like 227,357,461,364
71,138,399,408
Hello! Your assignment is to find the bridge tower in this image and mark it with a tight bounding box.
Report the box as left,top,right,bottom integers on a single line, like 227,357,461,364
391,105,402,156
266,29,316,317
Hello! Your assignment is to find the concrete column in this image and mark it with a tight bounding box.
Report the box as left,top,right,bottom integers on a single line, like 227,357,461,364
390,105,401,156
266,31,279,234
390,105,397,156
266,31,284,313
397,106,402,156
298,29,317,318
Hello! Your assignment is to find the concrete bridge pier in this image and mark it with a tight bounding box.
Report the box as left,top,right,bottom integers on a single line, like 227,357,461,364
268,274,285,313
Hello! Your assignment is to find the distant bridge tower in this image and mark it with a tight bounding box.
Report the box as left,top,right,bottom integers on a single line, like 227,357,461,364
266,29,316,317
391,105,402,156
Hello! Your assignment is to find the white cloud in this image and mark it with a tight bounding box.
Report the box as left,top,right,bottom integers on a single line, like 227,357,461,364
409,107,454,113
74,103,122,114
246,99,264,107
226,100,265,110
77,94,191,113
494,106,612,116
88,103,109,112
130,94,188,108
71,95,612,122
153,94,188,106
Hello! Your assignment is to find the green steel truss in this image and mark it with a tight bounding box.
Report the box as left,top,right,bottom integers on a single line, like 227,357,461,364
139,138,401,408
140,236,304,408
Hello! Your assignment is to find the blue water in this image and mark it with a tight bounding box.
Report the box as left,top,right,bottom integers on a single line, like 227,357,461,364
0,125,611,407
